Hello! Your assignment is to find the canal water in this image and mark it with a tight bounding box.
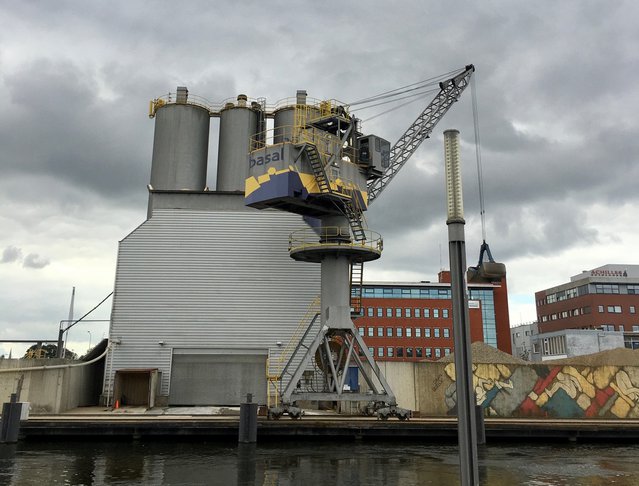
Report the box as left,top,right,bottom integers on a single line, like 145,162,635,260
1,440,638,485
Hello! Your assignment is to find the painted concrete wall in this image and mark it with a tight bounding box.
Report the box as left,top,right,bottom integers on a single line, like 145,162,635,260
380,361,639,419
0,361,101,414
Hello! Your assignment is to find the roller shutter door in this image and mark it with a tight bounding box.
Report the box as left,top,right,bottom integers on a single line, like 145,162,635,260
169,350,267,405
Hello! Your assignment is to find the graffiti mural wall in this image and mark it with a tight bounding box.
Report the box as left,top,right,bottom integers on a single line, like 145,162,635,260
439,363,639,419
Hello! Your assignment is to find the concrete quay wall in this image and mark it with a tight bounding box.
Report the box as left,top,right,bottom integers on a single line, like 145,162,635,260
0,360,100,414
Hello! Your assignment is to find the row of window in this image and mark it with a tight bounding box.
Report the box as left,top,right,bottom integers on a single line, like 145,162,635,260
359,327,450,339
540,305,637,322
367,346,451,359
540,306,591,322
361,287,452,300
597,305,635,314
365,307,449,319
600,324,639,332
538,283,639,306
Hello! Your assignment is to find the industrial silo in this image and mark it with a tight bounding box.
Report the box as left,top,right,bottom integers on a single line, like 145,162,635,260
273,90,321,145
216,95,263,192
150,87,210,191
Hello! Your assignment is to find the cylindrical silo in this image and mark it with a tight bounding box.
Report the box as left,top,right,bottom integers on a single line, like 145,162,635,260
216,94,261,192
150,91,210,191
273,90,321,145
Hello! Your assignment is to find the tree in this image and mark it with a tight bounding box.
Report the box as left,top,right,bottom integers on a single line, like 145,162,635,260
23,344,78,360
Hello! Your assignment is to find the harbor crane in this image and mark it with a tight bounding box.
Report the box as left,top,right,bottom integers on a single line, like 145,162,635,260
245,64,502,419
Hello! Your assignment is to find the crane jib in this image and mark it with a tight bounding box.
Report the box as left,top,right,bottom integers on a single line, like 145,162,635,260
367,65,475,205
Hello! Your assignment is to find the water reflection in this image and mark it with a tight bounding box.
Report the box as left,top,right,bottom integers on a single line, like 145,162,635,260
0,440,637,485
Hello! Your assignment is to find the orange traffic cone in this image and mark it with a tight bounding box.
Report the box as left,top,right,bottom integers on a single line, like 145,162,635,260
115,399,120,409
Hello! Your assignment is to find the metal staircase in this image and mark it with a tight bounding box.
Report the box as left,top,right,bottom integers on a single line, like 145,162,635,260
303,143,332,195
267,297,321,408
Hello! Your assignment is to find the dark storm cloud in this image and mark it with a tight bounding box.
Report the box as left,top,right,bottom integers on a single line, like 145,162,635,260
1,0,638,332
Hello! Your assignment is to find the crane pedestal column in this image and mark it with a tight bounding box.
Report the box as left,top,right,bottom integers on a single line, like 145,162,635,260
273,217,409,420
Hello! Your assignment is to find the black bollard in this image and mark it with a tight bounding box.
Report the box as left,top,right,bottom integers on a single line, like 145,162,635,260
238,393,258,443
1,394,22,444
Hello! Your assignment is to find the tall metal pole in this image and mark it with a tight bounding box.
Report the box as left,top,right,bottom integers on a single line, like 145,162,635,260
444,129,479,486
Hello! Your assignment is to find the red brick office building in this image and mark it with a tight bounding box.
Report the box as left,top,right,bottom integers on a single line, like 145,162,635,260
535,264,639,335
355,271,511,361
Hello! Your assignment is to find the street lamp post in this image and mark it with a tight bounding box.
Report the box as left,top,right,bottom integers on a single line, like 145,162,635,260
87,330,92,353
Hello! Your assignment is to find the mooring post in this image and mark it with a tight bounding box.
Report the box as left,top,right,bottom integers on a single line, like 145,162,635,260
238,393,258,443
0,393,22,444
475,404,486,445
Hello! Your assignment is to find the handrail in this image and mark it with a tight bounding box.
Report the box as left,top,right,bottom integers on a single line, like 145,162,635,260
149,92,350,118
289,227,383,253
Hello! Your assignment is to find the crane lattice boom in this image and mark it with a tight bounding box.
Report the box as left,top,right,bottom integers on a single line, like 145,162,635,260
367,64,475,205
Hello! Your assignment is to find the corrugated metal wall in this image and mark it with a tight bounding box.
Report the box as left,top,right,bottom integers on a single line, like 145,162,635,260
106,208,321,400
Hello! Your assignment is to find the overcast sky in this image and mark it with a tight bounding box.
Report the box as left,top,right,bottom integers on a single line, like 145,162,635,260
2,0,638,357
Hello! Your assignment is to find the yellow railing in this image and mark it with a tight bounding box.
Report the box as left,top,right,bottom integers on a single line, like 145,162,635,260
149,92,350,119
267,296,321,407
289,227,383,254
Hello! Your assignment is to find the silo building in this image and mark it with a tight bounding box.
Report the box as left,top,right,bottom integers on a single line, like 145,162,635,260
104,88,320,407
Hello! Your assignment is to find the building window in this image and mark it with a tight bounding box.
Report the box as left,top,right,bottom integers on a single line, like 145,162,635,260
416,347,423,358
444,348,451,356
631,306,636,314
377,327,383,337
396,327,403,338
433,309,440,318
368,307,374,317
386,327,393,337
532,343,539,354
595,284,620,294
396,347,404,358
598,305,604,313
415,328,422,338
434,328,440,338
387,347,394,357
405,308,412,318
443,328,450,338
386,308,392,317
633,325,639,332
443,309,449,318
424,308,430,318
415,308,421,318
619,325,625,332
377,347,384,357
425,348,432,358
377,307,383,317
406,347,413,358
368,347,374,355
368,327,374,337
358,327,364,336
607,305,622,314
396,308,402,318
628,285,639,295
425,328,431,338
406,328,412,338
435,348,441,358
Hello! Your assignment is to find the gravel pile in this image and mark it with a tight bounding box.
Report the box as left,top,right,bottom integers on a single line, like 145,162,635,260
438,341,528,365
543,347,639,367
